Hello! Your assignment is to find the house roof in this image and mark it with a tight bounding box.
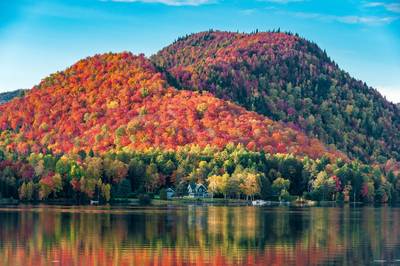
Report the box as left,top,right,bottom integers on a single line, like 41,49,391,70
188,183,207,192
195,184,207,191
188,183,196,190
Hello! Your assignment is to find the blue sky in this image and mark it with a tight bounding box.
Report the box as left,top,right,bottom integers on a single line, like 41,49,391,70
1,0,399,102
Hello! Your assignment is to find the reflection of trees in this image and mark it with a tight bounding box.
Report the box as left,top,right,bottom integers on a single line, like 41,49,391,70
0,206,399,265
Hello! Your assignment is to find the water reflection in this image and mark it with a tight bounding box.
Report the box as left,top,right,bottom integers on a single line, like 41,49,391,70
0,205,400,265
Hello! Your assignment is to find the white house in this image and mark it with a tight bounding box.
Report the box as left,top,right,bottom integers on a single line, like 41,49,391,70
187,183,208,198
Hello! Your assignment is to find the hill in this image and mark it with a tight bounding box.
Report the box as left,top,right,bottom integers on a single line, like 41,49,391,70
0,52,340,159
0,89,26,104
152,30,400,163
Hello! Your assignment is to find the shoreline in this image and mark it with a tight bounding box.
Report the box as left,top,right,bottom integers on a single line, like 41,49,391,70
0,197,370,207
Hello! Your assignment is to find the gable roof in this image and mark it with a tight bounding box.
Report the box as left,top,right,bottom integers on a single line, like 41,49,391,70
195,183,207,191
187,183,208,193
188,183,196,191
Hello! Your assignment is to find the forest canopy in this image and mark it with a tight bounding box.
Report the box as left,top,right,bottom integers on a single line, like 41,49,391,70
152,30,400,163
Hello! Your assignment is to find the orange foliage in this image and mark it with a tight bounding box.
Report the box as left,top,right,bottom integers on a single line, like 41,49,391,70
0,52,344,160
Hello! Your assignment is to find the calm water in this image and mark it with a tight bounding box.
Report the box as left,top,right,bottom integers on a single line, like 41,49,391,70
0,205,399,266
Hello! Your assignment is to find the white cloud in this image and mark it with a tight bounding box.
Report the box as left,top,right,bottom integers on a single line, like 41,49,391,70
284,11,398,25
364,2,400,13
337,15,397,25
376,85,400,103
108,0,214,6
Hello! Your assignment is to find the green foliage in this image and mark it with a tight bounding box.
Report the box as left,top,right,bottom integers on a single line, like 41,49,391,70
271,177,290,200
116,179,132,198
0,143,398,204
140,87,149,98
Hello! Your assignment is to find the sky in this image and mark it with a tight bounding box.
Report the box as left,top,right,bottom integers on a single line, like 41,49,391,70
0,0,399,102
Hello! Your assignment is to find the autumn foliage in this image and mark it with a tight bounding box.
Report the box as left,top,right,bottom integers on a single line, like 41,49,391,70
0,52,342,160
152,30,400,163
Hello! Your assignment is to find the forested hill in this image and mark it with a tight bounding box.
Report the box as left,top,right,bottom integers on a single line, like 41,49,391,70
0,89,26,104
0,52,340,159
152,30,400,163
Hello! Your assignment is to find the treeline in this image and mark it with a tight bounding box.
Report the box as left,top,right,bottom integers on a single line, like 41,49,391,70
0,144,398,203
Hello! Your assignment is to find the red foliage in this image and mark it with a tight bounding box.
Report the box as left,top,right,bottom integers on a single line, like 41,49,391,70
41,173,55,188
361,183,369,198
153,31,299,97
20,164,35,181
70,178,80,192
332,175,342,192
0,52,344,160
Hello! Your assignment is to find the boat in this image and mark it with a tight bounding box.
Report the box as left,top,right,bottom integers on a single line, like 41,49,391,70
252,200,270,206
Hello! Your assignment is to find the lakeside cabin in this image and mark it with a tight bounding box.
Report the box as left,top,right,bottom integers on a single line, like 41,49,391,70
187,183,209,198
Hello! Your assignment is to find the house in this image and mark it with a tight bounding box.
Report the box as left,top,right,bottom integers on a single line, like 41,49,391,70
187,183,208,198
166,188,175,199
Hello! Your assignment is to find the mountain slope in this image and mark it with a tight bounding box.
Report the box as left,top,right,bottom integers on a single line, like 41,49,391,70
152,30,400,163
0,89,26,104
0,52,341,159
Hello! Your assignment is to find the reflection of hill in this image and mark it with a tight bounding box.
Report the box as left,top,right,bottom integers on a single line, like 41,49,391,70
0,206,399,265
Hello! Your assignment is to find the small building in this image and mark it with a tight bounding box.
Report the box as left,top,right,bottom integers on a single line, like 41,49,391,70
187,183,208,198
166,188,175,199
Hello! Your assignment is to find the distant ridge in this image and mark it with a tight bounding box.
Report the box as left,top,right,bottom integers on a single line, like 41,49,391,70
0,89,26,104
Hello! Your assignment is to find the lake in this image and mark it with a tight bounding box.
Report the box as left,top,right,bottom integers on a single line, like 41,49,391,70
0,205,399,265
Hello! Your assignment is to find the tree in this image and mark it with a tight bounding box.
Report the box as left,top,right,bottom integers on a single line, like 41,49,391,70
26,181,35,200
144,163,159,192
101,183,111,202
271,177,290,201
128,157,146,191
52,173,63,197
79,177,97,199
0,166,17,198
34,160,45,177
39,172,63,200
259,175,271,200
55,157,72,177
85,157,103,180
20,164,35,181
19,182,27,200
311,171,336,201
104,159,128,183
226,174,241,199
116,178,132,198
207,174,230,198
279,156,305,196
189,160,210,184
361,181,374,202
236,168,262,200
